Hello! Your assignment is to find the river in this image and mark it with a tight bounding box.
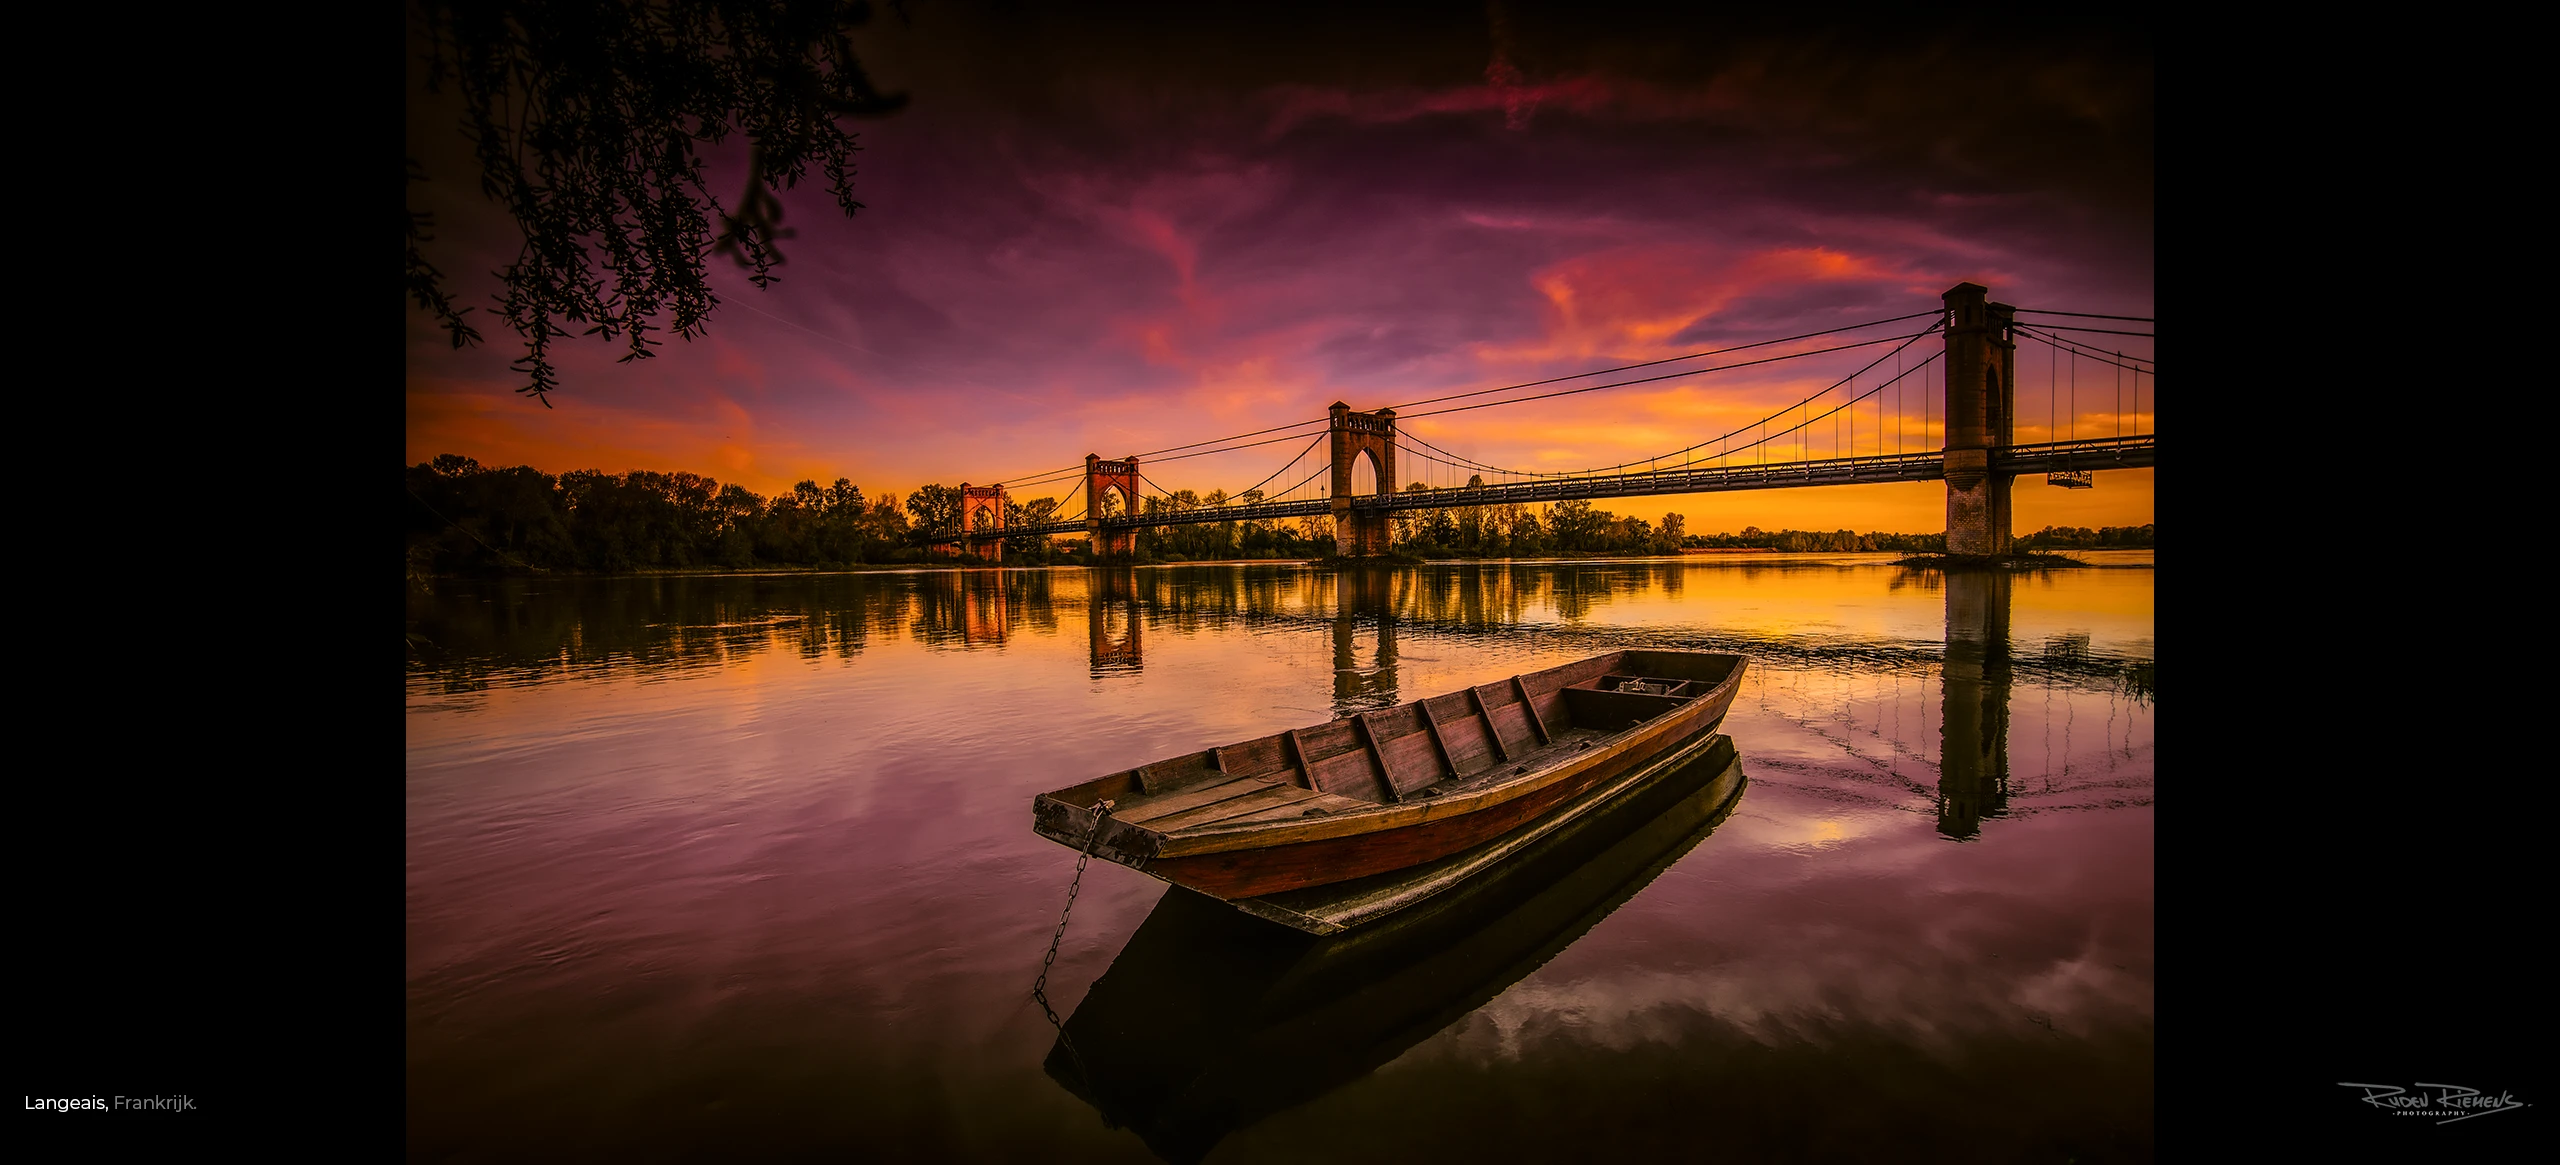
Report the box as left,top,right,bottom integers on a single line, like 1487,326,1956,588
406,553,2154,1163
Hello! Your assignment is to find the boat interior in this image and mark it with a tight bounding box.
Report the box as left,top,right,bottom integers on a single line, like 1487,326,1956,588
1045,651,1741,836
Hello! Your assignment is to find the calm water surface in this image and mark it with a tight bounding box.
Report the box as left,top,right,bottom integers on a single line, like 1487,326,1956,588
406,554,2154,1163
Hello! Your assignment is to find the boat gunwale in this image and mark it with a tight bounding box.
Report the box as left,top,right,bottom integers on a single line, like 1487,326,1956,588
1032,650,1746,859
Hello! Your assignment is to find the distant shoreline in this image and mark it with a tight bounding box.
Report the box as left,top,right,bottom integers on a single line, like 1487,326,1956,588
413,548,2151,581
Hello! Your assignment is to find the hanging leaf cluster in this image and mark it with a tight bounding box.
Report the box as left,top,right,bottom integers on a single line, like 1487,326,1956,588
408,1,906,404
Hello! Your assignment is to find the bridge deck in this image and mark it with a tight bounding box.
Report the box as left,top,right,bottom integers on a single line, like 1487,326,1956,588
977,435,2153,539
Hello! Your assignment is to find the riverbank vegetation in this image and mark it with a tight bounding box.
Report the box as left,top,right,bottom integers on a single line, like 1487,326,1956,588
407,455,2152,576
2013,524,2155,550
1889,552,2095,570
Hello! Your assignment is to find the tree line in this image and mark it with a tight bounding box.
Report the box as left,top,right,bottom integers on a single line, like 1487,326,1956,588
1378,477,1951,557
407,455,2146,575
2015,524,2155,549
405,455,1046,574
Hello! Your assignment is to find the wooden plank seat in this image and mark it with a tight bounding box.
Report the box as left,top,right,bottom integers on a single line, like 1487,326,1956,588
1559,675,1700,733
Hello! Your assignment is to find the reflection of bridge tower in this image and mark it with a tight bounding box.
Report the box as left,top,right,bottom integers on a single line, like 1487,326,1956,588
1089,569,1143,673
1937,569,2014,838
1328,403,1396,557
1942,282,2019,556
957,482,1007,563
960,570,1009,645
1330,568,1398,708
1084,455,1141,558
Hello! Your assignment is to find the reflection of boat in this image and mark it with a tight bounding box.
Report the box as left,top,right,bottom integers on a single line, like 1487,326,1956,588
1032,650,1746,901
1045,735,1748,1165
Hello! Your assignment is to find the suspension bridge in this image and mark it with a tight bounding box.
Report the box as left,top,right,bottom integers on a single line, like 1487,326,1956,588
937,281,2154,559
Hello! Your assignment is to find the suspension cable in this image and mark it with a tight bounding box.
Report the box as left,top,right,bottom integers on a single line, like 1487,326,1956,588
2013,308,2155,322
1143,428,1341,467
1100,324,1940,498
979,307,2139,502
1050,476,1086,522
1399,321,1946,477
1399,329,1934,422
2021,323,2154,337
1225,434,1328,502
1132,434,1330,509
2016,326,2153,374
2014,321,2152,361
1381,308,1943,412
981,415,1335,491
1260,462,1334,504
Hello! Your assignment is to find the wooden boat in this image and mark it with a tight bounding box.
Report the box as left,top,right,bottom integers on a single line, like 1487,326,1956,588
1044,736,1749,1164
1031,649,1745,900
1227,727,1735,934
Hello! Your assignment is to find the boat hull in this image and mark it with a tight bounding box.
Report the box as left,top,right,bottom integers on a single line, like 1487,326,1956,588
1032,650,1745,901
1135,700,1728,898
1231,731,1739,934
1043,737,1749,1163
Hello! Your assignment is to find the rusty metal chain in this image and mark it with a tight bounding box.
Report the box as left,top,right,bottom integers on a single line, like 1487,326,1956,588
1032,798,1117,1074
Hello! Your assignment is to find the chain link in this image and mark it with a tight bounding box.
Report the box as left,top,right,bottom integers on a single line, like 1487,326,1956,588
1032,799,1117,1079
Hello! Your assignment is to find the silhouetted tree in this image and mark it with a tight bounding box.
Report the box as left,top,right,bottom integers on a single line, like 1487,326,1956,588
1653,512,1686,554
407,0,908,402
407,454,572,572
905,483,961,537
1007,496,1060,559
1548,498,1603,551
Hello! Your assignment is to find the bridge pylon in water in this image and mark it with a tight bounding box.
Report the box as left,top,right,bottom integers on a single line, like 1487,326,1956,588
1328,402,1397,557
1942,282,2019,555
1083,455,1142,558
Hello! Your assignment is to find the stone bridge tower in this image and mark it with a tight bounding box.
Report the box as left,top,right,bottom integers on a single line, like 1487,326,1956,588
957,482,1007,563
1084,455,1141,558
1328,402,1397,557
1941,282,2018,556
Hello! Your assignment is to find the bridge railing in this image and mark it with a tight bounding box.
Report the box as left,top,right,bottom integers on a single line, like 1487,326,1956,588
1989,436,2155,474
1002,497,1333,538
1373,448,1954,510
960,435,2155,538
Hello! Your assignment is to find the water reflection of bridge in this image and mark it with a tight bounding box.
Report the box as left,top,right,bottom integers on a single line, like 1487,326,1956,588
1082,568,1397,696
1938,571,2011,839
1089,569,1143,675
913,562,2136,841
1070,564,2144,692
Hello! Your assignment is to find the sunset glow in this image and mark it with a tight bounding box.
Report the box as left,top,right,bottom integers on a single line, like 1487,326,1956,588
406,8,2152,535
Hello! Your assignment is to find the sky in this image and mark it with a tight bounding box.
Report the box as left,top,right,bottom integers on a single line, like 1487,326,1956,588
404,3,2153,535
